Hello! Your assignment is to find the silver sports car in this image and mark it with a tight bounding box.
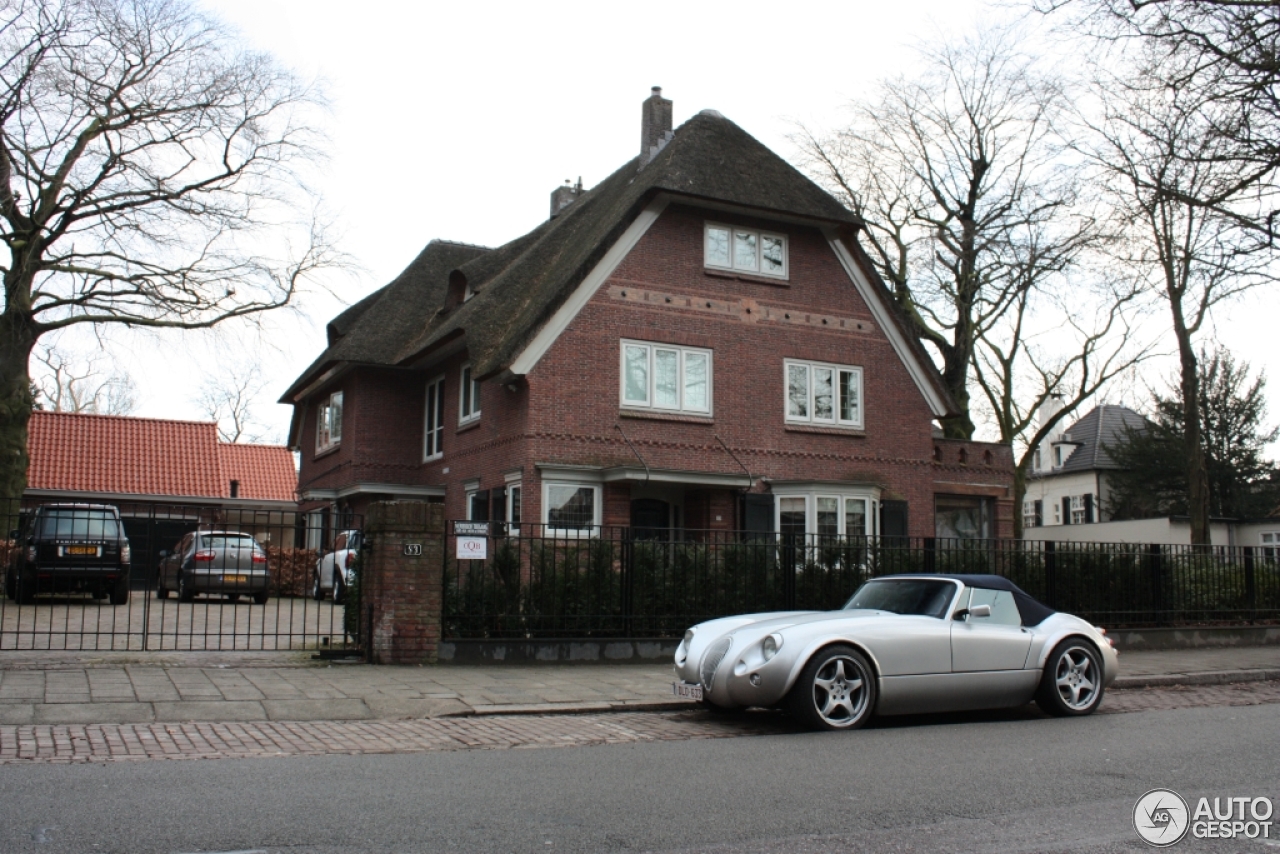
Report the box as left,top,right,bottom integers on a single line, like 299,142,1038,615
672,574,1118,730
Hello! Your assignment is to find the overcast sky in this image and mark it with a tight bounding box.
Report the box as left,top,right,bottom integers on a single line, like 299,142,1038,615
50,0,1276,453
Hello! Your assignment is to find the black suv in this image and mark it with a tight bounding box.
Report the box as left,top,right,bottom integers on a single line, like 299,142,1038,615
5,504,132,604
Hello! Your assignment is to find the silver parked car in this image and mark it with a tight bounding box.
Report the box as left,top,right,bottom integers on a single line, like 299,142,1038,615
672,574,1119,730
156,530,270,604
312,529,361,603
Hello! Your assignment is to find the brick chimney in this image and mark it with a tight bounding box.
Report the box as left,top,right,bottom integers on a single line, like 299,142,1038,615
639,86,673,168
549,177,583,219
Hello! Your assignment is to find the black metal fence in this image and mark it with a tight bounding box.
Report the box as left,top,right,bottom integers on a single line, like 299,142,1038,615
1,498,361,652
443,524,1280,639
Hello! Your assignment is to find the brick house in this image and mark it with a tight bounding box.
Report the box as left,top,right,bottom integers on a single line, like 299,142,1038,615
284,89,1014,542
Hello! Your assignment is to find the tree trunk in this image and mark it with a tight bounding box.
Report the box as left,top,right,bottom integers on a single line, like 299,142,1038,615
1172,309,1211,546
0,298,37,511
1010,462,1030,540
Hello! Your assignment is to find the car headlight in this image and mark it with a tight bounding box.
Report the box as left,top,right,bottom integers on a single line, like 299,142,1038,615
675,629,696,665
762,633,782,662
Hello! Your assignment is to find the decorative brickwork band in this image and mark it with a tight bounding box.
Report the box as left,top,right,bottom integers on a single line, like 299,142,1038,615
364,501,445,665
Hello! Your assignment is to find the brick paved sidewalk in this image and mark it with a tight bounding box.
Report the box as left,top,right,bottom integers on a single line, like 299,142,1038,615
0,645,1277,726
2,679,1277,765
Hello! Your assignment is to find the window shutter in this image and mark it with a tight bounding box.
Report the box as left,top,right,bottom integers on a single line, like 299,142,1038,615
1062,497,1072,526
741,494,775,539
880,500,909,539
1083,493,1094,523
491,487,507,523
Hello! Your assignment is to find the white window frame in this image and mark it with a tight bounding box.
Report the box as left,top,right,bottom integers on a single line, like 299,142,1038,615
703,222,788,279
506,482,522,536
316,391,343,452
458,363,481,424
1070,495,1087,525
542,482,601,537
784,360,863,429
1024,500,1038,530
773,492,878,538
1260,532,1279,563
619,340,713,415
1053,502,1062,524
423,375,445,461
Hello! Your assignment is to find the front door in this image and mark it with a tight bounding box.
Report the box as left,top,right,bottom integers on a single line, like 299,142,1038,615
630,499,670,541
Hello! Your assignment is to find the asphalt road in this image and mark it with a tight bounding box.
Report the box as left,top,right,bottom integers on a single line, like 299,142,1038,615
2,702,1278,853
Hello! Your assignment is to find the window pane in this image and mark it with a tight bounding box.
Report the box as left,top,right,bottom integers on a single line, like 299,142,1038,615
761,236,784,273
509,486,521,525
705,226,730,267
654,348,679,408
839,370,860,423
817,497,839,538
461,367,473,416
683,352,708,412
787,364,809,418
623,345,649,403
813,368,834,421
779,497,806,538
845,498,867,536
734,231,758,270
330,393,343,441
547,486,595,530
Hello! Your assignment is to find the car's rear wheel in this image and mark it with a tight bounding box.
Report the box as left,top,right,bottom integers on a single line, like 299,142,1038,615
156,582,169,600
227,593,240,603
786,644,876,731
252,589,269,605
178,571,195,603
15,570,36,604
1036,639,1104,716
109,576,129,605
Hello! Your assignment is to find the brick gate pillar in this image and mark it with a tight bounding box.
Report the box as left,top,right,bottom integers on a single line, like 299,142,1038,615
363,501,445,665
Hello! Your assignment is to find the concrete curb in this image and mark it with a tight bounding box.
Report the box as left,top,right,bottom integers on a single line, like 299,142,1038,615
1113,668,1280,689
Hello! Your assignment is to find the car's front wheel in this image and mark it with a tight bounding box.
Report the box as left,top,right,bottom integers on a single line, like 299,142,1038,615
1036,639,1104,716
312,568,325,601
332,573,345,605
786,644,876,731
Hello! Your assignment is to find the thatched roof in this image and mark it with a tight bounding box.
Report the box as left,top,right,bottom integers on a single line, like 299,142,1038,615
284,110,913,403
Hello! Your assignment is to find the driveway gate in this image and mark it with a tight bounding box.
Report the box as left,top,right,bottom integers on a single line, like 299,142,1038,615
1,500,361,653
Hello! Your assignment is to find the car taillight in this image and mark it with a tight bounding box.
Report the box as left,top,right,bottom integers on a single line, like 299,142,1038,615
121,544,131,564
193,550,216,562
25,545,35,562
252,552,268,564
345,552,355,569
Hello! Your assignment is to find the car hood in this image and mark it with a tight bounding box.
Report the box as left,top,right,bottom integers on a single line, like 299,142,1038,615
681,609,903,668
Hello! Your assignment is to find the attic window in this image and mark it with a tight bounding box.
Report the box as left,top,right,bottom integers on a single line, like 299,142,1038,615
316,391,343,452
705,223,787,278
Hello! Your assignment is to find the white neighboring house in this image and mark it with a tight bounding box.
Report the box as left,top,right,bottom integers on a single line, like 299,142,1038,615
1021,400,1280,553
1021,401,1148,533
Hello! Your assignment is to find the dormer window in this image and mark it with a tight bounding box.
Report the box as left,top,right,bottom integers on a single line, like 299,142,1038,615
1054,446,1064,467
705,223,787,278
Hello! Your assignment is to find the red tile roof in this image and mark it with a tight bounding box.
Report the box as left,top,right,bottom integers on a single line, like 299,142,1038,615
27,411,297,502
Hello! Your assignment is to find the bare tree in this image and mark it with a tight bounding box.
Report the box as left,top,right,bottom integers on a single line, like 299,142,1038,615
1037,0,1280,192
1080,47,1279,544
32,343,136,414
197,363,267,443
0,0,340,499
796,27,1098,439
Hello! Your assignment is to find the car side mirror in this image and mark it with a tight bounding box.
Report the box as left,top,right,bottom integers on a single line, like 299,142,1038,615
970,604,992,619
952,608,969,621
158,550,168,558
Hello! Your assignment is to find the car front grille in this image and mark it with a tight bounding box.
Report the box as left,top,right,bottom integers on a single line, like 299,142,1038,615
700,638,732,691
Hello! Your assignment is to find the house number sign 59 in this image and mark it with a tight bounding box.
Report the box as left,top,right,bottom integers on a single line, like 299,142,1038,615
403,543,423,557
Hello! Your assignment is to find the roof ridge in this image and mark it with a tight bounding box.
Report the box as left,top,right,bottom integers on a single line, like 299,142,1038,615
432,238,493,251
32,410,218,429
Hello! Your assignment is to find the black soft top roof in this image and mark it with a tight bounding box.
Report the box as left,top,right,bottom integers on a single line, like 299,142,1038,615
874,574,1057,627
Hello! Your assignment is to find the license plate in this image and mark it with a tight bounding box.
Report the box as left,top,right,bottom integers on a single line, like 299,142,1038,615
223,574,248,583
672,681,703,701
63,545,99,556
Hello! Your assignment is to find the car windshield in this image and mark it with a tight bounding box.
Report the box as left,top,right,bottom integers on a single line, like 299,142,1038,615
37,509,121,540
200,535,257,550
843,579,957,618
